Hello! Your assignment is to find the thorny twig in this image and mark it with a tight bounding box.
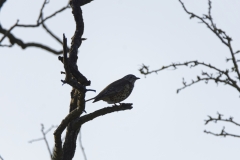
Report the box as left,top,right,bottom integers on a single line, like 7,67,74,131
139,0,240,95
204,113,240,138
205,112,240,126
179,0,240,79
139,0,240,140
140,60,240,93
204,127,240,138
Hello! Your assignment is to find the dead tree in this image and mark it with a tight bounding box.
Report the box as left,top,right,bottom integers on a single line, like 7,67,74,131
1,0,134,160
139,0,240,139
53,0,134,159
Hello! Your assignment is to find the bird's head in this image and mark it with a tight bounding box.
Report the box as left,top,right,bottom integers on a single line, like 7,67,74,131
123,74,140,83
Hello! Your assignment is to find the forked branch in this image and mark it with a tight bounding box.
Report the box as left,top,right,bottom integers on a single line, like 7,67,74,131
0,0,70,55
140,0,240,94
204,113,240,138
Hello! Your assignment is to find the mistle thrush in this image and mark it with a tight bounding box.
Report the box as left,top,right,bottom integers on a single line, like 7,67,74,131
86,74,140,104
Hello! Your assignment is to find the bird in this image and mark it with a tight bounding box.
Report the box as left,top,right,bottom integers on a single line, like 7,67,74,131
86,74,140,105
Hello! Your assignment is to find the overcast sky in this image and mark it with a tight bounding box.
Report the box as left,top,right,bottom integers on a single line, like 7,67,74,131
1,0,240,160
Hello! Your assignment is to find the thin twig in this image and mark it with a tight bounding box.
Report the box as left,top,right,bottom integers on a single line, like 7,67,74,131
140,1,240,94
16,2,69,28
204,127,240,138
37,0,49,24
204,113,240,139
140,60,240,94
42,21,63,45
41,124,53,159
178,0,240,80
205,112,240,127
29,124,57,159
29,137,44,143
0,44,13,47
79,130,87,160
0,0,69,54
0,24,63,54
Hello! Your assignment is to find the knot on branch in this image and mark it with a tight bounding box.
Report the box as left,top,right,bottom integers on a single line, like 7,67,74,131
139,64,150,75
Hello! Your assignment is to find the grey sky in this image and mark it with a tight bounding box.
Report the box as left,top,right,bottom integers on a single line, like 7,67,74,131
0,0,240,159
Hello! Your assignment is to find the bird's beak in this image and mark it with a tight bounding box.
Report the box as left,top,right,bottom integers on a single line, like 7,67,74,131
136,77,140,80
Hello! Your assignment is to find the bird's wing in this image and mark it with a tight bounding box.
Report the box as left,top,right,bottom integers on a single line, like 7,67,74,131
94,79,129,100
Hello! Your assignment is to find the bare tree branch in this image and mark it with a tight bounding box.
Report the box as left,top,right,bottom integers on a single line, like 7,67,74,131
42,22,63,45
0,154,4,160
50,2,139,160
75,103,133,127
16,1,70,28
29,124,57,159
39,2,67,47
29,137,44,143
37,0,50,24
79,130,87,160
0,20,18,43
0,0,70,55
12,0,93,28
54,103,133,160
54,2,92,159
205,112,240,127
53,88,86,160
178,0,240,80
54,93,86,137
0,44,13,47
67,0,94,7
0,0,6,10
0,24,63,54
204,127,240,138
204,113,240,138
140,60,240,93
53,32,133,160
139,0,240,141
140,0,240,95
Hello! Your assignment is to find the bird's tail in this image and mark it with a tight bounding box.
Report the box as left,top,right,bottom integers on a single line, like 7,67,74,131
85,97,95,102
